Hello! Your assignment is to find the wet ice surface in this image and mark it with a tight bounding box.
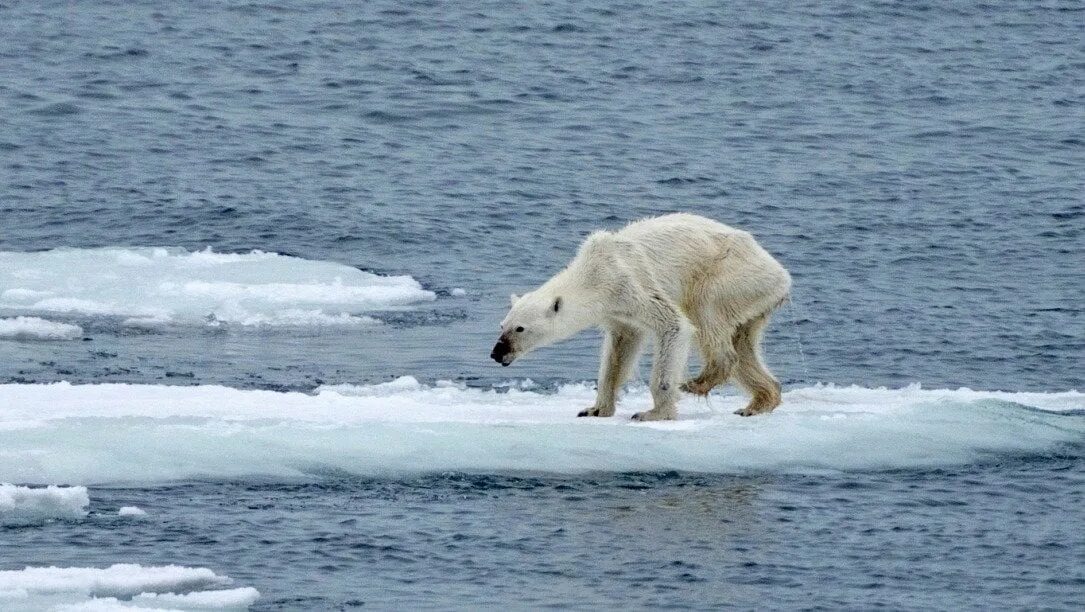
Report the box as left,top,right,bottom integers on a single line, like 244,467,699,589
2,380,1082,609
1,380,1082,484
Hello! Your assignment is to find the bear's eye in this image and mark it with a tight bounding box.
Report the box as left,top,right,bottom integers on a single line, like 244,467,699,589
515,326,525,333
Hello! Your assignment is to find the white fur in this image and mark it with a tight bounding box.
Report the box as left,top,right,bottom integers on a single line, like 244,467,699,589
497,213,791,420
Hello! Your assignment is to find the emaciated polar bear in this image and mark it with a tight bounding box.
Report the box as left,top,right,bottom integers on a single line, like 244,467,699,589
491,213,791,421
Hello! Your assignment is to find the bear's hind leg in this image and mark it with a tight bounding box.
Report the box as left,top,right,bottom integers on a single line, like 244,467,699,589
731,311,781,416
681,327,736,396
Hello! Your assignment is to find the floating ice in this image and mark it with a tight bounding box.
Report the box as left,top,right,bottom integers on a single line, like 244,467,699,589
0,380,1081,484
0,564,256,611
0,484,89,526
132,587,260,609
0,247,434,327
0,317,83,341
117,506,147,517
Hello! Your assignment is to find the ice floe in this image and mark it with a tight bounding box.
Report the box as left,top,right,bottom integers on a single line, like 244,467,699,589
0,564,256,611
0,317,83,341
0,247,434,327
0,484,89,526
0,379,1081,483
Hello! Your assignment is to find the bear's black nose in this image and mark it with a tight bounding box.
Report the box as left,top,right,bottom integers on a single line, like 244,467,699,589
491,338,511,365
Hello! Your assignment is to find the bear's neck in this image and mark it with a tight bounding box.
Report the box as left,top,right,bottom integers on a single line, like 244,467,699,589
542,266,607,330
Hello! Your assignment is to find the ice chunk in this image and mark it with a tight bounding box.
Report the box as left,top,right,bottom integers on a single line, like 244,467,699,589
0,564,256,611
0,247,434,327
0,484,89,526
133,587,260,608
117,506,147,517
0,317,83,341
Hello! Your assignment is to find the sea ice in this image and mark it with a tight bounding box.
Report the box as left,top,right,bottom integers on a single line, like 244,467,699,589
0,317,83,341
0,380,1080,484
0,564,256,611
133,587,260,608
0,484,89,526
0,247,435,327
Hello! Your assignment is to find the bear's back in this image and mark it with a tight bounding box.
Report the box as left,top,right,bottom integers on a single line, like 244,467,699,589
608,213,788,301
616,213,740,242
614,213,747,267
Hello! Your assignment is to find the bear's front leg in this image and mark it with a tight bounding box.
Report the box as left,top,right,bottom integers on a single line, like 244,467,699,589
579,324,643,417
632,316,692,422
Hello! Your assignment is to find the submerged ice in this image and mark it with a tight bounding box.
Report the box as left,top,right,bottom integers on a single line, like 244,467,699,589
0,247,435,327
0,379,1081,484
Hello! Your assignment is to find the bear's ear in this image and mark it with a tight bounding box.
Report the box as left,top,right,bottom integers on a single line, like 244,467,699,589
551,296,562,314
509,293,521,306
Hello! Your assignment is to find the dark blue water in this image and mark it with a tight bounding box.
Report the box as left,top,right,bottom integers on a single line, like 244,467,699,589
2,1,1082,609
5,458,1083,610
2,0,1081,392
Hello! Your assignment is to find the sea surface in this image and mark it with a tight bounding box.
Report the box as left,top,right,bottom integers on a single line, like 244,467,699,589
1,1,1082,610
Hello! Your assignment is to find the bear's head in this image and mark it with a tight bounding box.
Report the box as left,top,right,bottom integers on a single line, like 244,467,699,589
491,290,573,366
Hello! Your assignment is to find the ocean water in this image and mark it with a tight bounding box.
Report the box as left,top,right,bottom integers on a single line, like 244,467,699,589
1,0,1082,610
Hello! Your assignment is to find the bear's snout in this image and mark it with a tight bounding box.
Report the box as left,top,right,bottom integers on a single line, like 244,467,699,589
491,336,514,366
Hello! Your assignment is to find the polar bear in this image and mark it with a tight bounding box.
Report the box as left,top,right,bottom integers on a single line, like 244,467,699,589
491,213,791,421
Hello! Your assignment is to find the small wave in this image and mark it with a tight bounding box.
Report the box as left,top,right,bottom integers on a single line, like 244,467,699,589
656,176,714,186
551,23,588,33
83,47,149,60
0,247,434,329
28,101,81,116
0,484,88,526
0,564,257,611
0,380,1080,484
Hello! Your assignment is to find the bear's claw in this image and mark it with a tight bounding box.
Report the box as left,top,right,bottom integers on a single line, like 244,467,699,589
577,407,613,417
734,407,771,417
680,379,713,395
